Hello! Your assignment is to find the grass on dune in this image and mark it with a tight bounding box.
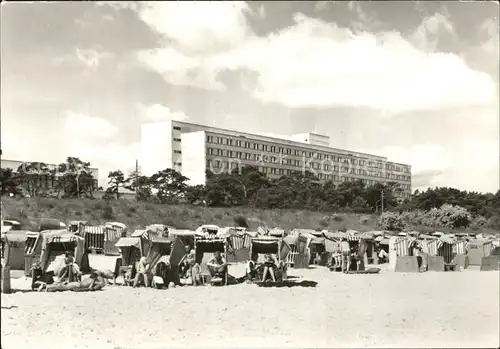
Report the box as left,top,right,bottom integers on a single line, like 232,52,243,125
1,197,378,232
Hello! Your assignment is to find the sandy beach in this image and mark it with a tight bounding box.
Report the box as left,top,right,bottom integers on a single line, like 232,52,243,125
2,256,499,349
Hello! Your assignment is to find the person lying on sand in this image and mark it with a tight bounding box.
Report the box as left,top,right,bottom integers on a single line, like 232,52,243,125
207,251,227,281
90,268,117,285
41,272,105,292
261,254,277,282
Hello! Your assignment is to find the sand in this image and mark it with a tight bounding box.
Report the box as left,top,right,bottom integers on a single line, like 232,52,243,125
1,255,499,349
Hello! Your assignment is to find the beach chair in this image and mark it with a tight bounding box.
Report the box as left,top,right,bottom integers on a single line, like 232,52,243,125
247,236,289,285
329,253,342,271
194,237,228,286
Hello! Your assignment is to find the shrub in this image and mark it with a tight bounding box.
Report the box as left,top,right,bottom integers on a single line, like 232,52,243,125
332,214,343,222
378,212,405,231
101,205,114,220
233,215,248,228
359,215,370,224
318,218,329,228
430,204,471,229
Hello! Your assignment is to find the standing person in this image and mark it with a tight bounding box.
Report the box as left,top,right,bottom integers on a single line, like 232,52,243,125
340,238,351,273
133,256,150,288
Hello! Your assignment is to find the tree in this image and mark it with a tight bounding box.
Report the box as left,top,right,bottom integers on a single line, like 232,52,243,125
107,170,128,200
15,162,52,197
55,157,96,198
124,169,154,201
0,168,20,196
150,168,189,204
185,185,206,205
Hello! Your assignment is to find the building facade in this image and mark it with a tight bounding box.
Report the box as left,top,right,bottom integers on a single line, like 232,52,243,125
140,120,412,199
1,159,99,193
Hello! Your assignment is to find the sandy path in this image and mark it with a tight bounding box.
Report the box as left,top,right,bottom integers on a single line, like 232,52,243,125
1,259,499,349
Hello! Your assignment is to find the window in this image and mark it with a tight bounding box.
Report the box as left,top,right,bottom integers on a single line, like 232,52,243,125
206,160,212,168
173,126,181,130
174,150,181,154
174,162,182,166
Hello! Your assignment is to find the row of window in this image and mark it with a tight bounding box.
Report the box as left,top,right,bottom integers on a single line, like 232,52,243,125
205,154,411,182
206,160,411,189
205,137,409,171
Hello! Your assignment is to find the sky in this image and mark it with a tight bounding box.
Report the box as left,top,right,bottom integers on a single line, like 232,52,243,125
1,1,498,192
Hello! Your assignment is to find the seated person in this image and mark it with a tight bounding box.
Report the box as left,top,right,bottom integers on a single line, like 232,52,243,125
261,254,277,282
207,251,227,280
377,248,389,263
58,251,75,281
133,257,150,288
190,262,202,286
31,262,55,291
245,252,260,281
179,246,195,278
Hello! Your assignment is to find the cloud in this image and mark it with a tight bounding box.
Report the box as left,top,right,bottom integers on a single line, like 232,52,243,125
409,11,454,51
63,112,119,140
216,13,494,112
137,103,189,123
375,140,499,193
134,2,251,90
62,112,139,186
137,2,251,54
135,9,496,112
75,48,108,67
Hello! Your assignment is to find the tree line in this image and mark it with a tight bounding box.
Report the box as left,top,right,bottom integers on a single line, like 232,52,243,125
1,157,498,229
0,157,99,199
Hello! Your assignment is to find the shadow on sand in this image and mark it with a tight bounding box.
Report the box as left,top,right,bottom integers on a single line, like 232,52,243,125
256,280,318,288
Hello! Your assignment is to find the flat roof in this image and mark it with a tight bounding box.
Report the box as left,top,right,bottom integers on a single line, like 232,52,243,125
144,120,402,162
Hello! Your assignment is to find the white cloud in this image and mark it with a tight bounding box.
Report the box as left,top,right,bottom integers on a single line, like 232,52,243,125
135,2,251,90
138,2,251,54
374,140,499,193
135,9,496,112
61,113,139,187
137,103,189,123
63,112,119,140
216,13,494,112
75,48,108,67
409,12,454,51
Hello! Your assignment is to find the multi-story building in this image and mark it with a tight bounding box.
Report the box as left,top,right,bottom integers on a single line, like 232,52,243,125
140,120,412,199
1,159,99,193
